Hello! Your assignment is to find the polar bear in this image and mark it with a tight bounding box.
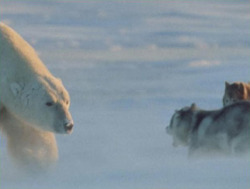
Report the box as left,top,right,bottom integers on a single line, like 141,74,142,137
0,23,73,172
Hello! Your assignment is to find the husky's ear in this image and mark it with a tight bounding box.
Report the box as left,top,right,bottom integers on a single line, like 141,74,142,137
190,103,197,110
56,77,62,84
10,82,22,96
239,83,246,96
225,81,230,88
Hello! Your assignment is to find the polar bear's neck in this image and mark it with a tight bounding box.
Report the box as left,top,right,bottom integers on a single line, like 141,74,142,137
0,23,52,82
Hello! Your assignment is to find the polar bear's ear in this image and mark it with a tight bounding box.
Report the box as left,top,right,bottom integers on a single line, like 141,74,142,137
10,82,22,96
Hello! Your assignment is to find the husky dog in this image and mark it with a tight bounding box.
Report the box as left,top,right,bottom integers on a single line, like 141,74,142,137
166,102,250,156
223,81,250,106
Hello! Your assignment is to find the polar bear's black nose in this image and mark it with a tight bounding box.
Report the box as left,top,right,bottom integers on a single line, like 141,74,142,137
64,122,74,134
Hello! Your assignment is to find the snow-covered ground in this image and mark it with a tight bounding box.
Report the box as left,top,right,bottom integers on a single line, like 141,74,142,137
0,1,250,189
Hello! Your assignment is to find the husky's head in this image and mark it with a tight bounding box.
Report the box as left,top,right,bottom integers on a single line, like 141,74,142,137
223,81,246,106
166,103,198,147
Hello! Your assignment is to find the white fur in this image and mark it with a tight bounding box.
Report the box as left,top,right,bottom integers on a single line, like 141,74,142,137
0,23,73,172
0,110,58,172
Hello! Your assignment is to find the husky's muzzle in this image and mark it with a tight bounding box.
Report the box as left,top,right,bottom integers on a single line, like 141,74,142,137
166,126,172,135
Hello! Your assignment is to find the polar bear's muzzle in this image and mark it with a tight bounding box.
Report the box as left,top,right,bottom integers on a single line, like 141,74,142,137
64,120,74,134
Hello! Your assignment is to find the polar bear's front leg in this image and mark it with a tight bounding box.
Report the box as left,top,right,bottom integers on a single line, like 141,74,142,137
0,109,58,173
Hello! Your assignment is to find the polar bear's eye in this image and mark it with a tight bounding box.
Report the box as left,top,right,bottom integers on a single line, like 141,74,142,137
46,102,53,107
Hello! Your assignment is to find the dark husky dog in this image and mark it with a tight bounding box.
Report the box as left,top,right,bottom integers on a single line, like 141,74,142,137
167,102,250,156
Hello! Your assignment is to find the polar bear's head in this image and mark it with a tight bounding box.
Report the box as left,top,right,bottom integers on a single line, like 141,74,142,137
9,76,74,134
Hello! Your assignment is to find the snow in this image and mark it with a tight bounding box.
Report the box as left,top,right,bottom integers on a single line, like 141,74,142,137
0,0,250,189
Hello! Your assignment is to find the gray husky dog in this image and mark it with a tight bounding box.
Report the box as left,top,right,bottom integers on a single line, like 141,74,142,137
166,102,250,156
